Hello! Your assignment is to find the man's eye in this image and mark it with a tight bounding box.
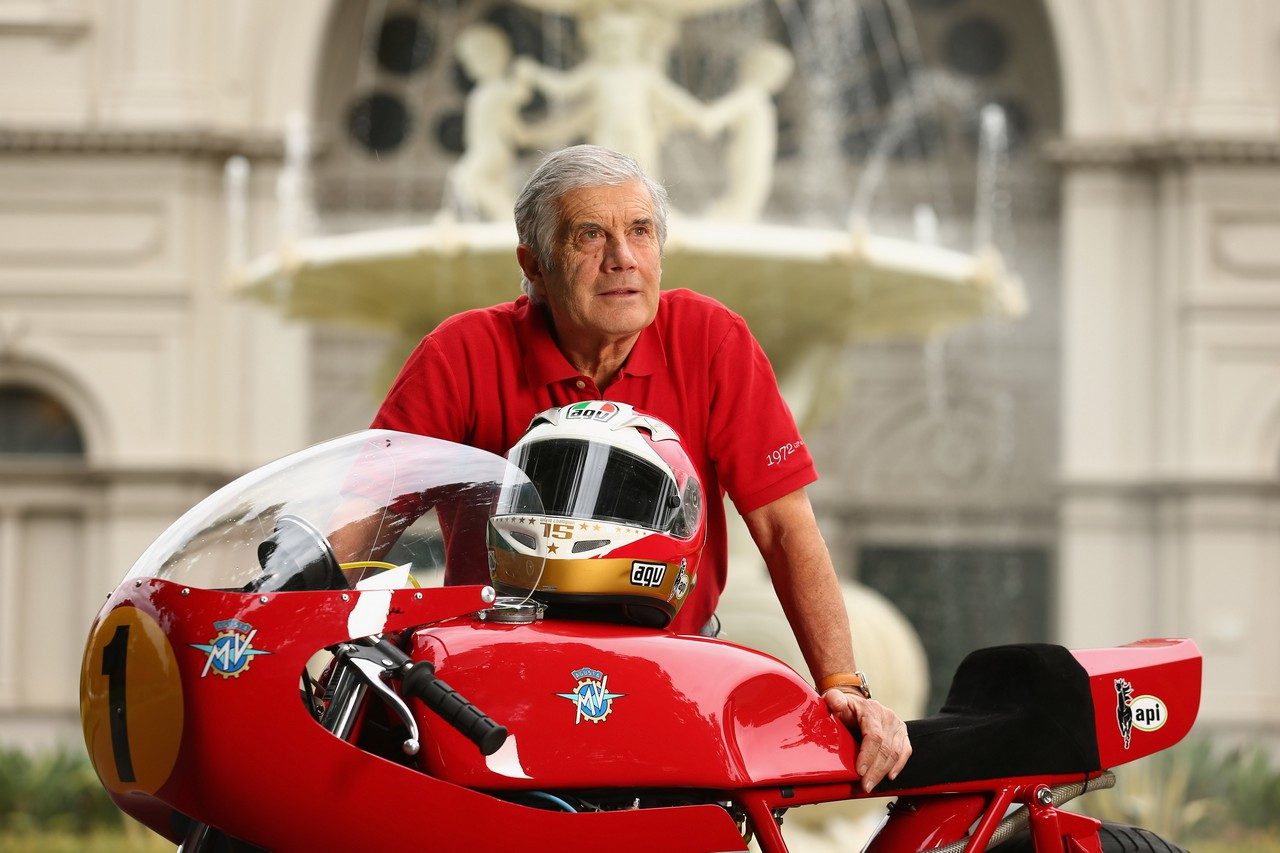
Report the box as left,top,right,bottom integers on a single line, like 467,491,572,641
632,225,650,237
581,228,601,240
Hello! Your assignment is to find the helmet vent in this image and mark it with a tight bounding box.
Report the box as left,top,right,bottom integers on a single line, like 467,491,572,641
509,531,537,549
571,539,609,553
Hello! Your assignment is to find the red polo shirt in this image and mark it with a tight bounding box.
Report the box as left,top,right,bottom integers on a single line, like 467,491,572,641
372,287,817,634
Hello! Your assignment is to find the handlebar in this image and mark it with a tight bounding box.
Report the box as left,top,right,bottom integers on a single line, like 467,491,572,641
335,636,508,757
401,661,509,756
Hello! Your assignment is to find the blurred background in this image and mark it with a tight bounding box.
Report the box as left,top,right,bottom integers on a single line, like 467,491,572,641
0,0,1277,849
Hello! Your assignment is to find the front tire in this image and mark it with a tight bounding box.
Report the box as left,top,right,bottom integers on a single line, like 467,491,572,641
179,821,268,853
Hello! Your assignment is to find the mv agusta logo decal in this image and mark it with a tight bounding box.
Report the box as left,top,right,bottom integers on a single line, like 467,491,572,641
555,667,625,724
189,619,272,679
1114,677,1168,749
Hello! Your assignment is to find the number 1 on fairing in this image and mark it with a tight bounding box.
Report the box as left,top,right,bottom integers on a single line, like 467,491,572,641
100,624,136,783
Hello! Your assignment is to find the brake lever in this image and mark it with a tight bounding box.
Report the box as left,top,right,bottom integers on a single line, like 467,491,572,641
339,643,421,756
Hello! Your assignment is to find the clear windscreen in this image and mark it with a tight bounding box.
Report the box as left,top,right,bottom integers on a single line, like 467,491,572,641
123,430,545,597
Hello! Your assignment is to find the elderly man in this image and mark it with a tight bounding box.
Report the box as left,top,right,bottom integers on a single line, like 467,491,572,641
372,144,910,790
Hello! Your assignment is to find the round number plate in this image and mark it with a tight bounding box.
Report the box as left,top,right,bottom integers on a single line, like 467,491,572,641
80,605,184,795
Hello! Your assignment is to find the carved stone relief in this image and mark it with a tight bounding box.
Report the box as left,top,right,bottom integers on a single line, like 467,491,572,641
1210,211,1280,281
0,199,164,268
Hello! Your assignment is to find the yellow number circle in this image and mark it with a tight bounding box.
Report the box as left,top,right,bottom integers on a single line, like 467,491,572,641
79,605,184,795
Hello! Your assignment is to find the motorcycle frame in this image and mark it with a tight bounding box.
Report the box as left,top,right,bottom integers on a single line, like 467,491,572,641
728,774,1108,853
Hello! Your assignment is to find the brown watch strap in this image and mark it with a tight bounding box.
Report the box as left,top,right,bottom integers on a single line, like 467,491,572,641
817,670,870,698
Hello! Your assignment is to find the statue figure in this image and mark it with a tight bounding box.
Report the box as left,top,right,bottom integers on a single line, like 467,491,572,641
514,10,710,177
446,24,559,221
699,40,795,221
451,16,791,224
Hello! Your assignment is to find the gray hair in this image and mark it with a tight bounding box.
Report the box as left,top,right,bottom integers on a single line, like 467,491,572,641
515,145,670,303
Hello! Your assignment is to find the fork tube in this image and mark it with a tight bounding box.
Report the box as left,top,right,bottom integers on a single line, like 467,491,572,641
320,663,368,741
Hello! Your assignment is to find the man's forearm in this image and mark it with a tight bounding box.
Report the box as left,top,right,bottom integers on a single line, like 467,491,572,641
742,489,856,684
744,488,913,790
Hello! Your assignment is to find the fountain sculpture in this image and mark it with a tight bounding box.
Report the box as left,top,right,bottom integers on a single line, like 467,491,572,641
238,0,1023,382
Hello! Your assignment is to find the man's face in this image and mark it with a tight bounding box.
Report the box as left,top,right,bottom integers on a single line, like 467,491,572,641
522,180,662,346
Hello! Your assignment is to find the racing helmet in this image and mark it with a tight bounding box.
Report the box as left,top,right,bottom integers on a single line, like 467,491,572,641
490,401,705,628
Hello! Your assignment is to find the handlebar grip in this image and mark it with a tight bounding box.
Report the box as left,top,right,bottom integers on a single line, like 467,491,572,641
401,662,508,756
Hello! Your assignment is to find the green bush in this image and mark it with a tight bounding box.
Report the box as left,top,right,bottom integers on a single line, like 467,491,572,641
1076,735,1280,840
1216,744,1280,829
0,746,121,833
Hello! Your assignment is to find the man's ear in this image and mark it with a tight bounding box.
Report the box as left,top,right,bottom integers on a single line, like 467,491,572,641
516,244,545,297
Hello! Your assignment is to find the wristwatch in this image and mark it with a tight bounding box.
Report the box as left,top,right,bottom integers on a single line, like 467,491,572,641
817,670,872,700
846,671,873,700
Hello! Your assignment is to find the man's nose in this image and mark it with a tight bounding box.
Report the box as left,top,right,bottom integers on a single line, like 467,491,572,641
603,235,638,271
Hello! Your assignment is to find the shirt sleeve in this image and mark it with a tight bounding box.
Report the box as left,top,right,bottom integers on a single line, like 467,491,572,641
371,333,469,442
706,314,818,515
358,334,481,570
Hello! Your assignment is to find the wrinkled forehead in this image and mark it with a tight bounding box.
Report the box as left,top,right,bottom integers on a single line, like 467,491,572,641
555,180,656,232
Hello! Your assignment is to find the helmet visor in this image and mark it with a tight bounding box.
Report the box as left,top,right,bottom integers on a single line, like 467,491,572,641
510,438,680,533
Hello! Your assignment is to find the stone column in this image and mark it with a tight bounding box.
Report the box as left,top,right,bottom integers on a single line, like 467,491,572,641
1057,147,1280,734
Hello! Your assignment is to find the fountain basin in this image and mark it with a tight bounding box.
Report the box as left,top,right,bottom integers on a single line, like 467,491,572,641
236,221,1024,376
516,0,750,16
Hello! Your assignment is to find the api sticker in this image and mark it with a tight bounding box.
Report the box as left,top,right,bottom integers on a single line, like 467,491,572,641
1114,677,1168,748
1130,694,1168,733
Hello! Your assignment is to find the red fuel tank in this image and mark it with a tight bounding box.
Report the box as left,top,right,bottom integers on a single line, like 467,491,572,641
407,617,861,791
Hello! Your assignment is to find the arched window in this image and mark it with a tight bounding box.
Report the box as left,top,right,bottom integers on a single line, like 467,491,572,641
0,384,86,458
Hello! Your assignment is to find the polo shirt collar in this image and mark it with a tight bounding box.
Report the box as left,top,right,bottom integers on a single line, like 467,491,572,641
618,309,665,379
515,294,668,388
516,297,577,387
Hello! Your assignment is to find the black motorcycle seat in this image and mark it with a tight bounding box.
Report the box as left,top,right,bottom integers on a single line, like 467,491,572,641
879,643,1101,791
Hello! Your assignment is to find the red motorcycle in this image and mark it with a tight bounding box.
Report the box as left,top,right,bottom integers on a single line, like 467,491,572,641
79,430,1200,852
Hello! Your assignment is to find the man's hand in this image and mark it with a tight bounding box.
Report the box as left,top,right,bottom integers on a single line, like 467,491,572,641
823,688,911,792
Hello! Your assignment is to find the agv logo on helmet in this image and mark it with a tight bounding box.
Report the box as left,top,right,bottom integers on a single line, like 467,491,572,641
564,401,620,423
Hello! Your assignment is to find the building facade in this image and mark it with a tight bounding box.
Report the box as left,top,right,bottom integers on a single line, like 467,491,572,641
0,0,1277,748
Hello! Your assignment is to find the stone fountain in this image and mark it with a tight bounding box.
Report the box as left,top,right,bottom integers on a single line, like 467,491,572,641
239,0,1023,384
234,1,1025,844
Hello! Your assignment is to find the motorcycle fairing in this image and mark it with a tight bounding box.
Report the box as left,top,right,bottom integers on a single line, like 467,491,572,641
409,618,863,790
80,580,749,852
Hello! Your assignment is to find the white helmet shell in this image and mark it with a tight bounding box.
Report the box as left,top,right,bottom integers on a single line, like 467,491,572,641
489,401,706,628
